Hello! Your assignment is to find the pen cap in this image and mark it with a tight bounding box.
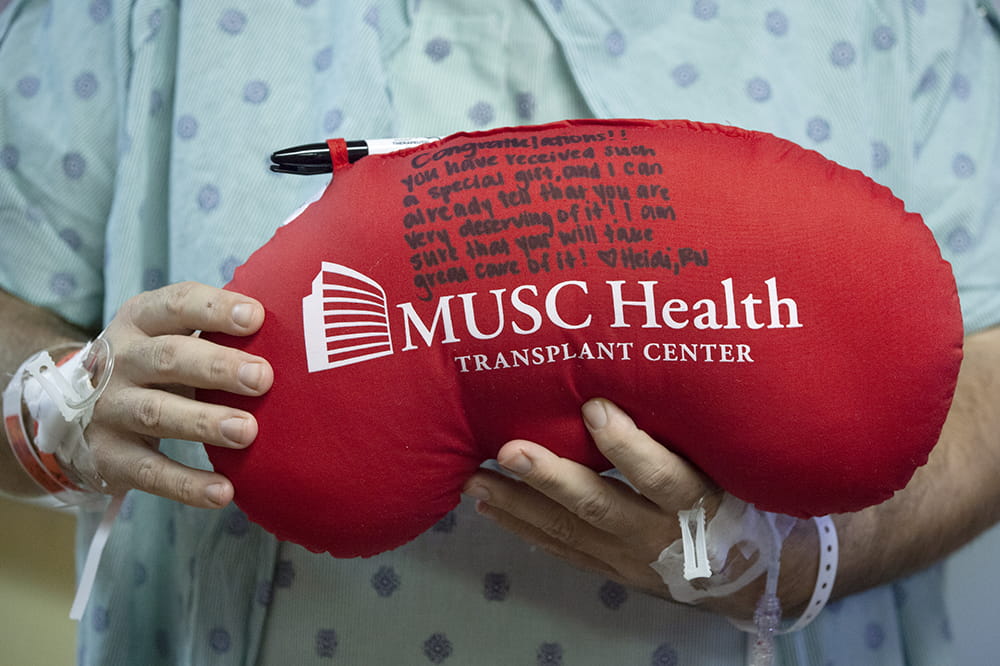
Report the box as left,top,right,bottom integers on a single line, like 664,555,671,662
201,119,962,558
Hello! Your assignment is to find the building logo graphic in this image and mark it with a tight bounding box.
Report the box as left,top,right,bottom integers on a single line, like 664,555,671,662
303,262,394,372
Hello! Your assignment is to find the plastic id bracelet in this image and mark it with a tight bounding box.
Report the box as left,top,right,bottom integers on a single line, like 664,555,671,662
2,340,113,507
730,515,839,635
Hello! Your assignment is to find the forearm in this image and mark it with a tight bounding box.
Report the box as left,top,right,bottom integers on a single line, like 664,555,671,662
830,325,1000,599
0,288,94,498
708,326,1000,620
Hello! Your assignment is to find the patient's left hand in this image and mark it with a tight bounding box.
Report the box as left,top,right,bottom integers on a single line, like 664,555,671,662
462,397,720,600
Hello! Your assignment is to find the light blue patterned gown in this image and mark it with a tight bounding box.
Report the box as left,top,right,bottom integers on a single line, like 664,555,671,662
2,1,999,664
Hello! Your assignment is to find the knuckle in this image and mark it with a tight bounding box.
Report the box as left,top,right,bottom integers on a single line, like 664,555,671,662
191,408,214,441
574,490,614,525
540,513,580,546
207,354,231,384
172,473,197,504
633,463,680,495
134,394,165,430
164,281,195,318
150,337,180,375
134,455,163,492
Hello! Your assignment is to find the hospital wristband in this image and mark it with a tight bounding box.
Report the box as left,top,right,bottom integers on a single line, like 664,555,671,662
730,515,839,635
2,345,87,504
2,339,113,506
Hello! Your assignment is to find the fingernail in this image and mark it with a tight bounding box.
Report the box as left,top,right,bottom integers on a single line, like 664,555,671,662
463,484,491,502
232,303,255,328
238,362,264,391
205,483,228,506
582,400,608,429
220,417,250,446
500,452,532,476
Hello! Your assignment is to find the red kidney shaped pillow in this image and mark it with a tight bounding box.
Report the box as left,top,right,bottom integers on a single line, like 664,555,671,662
202,119,963,558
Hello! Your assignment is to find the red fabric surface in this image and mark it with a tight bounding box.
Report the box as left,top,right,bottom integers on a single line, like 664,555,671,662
202,119,963,557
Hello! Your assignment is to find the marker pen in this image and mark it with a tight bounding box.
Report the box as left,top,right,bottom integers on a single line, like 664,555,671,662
271,137,441,174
